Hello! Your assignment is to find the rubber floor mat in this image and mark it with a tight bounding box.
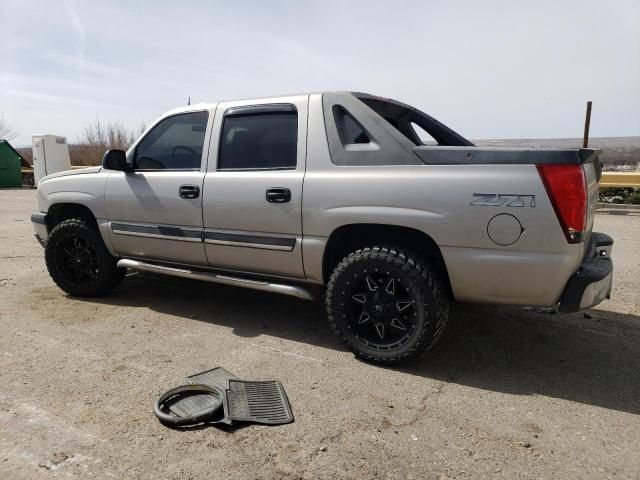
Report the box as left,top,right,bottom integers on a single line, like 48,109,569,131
187,367,238,390
224,379,293,425
168,367,238,423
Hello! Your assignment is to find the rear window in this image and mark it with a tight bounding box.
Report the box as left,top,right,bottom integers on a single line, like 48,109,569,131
218,111,297,170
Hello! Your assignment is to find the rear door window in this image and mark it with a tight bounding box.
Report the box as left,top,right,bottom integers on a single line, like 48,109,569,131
218,109,297,170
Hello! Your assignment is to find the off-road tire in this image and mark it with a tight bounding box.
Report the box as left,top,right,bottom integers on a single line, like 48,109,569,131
326,247,449,365
45,218,125,297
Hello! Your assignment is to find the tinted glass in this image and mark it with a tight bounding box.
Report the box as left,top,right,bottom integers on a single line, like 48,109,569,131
218,112,297,170
135,111,208,170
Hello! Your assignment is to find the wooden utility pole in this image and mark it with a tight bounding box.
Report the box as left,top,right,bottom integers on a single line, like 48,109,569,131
583,101,592,148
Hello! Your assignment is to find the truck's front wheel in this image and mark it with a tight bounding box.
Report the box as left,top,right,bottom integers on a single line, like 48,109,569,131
45,218,125,297
326,247,449,365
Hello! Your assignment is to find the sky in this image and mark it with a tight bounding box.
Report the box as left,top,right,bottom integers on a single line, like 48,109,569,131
1,0,639,146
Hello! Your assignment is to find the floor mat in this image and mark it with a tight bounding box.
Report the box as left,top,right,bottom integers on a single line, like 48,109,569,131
168,367,238,423
224,379,294,425
187,366,238,390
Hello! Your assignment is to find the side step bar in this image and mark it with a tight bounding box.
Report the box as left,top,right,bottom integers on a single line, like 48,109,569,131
117,259,317,301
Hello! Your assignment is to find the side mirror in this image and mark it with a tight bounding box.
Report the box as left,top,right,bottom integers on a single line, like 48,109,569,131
101,149,132,172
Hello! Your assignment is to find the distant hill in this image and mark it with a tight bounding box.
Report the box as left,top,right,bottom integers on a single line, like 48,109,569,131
473,137,640,171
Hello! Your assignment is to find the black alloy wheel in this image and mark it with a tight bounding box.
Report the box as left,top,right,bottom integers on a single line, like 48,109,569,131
326,247,449,365
45,218,125,297
348,271,418,351
54,234,100,286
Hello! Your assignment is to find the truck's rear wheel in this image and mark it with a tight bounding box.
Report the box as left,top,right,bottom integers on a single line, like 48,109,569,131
45,218,125,297
326,247,449,365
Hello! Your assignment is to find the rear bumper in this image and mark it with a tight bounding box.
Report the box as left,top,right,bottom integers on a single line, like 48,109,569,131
558,232,613,313
31,211,48,246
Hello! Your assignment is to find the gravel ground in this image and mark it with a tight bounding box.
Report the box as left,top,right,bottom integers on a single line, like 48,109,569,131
1,189,639,480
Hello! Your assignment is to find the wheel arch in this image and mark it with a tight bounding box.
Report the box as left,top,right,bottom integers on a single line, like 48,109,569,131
322,223,453,298
46,203,98,232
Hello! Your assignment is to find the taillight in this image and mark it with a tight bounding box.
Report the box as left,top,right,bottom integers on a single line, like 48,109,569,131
536,164,587,243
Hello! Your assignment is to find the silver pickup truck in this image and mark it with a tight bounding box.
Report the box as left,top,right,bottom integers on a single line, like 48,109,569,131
31,91,613,364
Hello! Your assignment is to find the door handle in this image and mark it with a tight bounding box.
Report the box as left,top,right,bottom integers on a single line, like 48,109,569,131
266,187,291,203
179,184,200,199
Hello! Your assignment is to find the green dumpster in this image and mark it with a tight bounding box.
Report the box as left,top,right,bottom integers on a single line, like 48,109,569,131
0,140,23,188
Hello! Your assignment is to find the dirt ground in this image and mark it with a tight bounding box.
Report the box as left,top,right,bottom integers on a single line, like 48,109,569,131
1,188,639,480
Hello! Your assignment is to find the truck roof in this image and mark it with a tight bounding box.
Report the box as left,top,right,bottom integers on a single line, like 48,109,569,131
160,91,473,148
164,91,347,115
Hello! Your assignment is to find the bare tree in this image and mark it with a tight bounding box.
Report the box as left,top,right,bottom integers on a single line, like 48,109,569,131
81,119,145,151
73,119,146,165
0,114,17,141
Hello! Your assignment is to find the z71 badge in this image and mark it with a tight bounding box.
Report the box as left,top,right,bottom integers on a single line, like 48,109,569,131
471,193,536,207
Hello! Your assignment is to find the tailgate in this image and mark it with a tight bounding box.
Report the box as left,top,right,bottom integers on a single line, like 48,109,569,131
580,149,602,248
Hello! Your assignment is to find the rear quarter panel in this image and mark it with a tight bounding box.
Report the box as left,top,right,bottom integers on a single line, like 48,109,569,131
302,94,582,306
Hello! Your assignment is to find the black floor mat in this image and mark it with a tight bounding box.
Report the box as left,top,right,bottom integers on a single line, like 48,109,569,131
187,367,238,390
168,367,238,423
164,368,293,426
224,380,294,425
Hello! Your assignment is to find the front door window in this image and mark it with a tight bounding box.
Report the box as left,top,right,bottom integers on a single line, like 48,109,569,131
134,111,208,170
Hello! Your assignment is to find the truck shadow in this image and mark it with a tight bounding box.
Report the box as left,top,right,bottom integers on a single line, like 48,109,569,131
87,273,640,415
410,303,640,416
